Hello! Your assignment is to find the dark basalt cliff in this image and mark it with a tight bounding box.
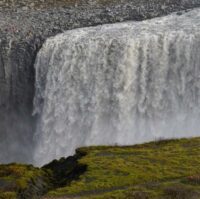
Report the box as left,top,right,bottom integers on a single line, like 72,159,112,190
0,0,200,164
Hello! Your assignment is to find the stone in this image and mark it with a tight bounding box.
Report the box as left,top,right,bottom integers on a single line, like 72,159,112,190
22,6,28,10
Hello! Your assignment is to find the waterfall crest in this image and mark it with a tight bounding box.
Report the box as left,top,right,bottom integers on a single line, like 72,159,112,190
34,9,200,165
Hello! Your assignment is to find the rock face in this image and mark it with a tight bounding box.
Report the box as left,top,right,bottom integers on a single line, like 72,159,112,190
0,38,41,163
0,0,200,164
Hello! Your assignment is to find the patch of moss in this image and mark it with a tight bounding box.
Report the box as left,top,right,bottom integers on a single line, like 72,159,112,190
0,163,51,199
1,137,200,199
46,137,200,199
0,191,16,199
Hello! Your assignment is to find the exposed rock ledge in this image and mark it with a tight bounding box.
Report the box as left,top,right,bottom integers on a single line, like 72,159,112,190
0,0,200,164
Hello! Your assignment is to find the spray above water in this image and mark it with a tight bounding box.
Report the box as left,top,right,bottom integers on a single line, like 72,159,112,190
34,9,200,165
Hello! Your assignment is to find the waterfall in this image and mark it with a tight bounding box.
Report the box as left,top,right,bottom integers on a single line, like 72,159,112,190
34,8,200,165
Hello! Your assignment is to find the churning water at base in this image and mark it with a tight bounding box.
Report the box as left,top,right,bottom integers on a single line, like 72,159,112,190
34,8,200,165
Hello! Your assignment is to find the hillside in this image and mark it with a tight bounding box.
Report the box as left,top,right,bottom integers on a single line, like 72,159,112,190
1,137,200,199
44,137,200,199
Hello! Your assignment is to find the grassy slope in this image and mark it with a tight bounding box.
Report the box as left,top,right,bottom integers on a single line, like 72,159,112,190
0,163,50,199
46,137,200,199
0,137,199,199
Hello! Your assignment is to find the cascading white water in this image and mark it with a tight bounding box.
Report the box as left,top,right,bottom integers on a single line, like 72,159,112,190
34,8,200,165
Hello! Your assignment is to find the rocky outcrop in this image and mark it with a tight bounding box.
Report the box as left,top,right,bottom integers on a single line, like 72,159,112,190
42,149,87,188
0,0,200,164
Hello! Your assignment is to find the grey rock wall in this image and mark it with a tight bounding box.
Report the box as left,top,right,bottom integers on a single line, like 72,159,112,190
0,38,42,163
0,0,200,164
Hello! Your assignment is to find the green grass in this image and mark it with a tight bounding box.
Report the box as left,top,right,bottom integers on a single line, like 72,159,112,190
0,137,200,198
0,163,50,199
46,137,200,198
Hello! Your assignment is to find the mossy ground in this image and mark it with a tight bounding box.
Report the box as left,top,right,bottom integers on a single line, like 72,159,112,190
0,137,200,199
46,137,200,199
0,163,50,199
